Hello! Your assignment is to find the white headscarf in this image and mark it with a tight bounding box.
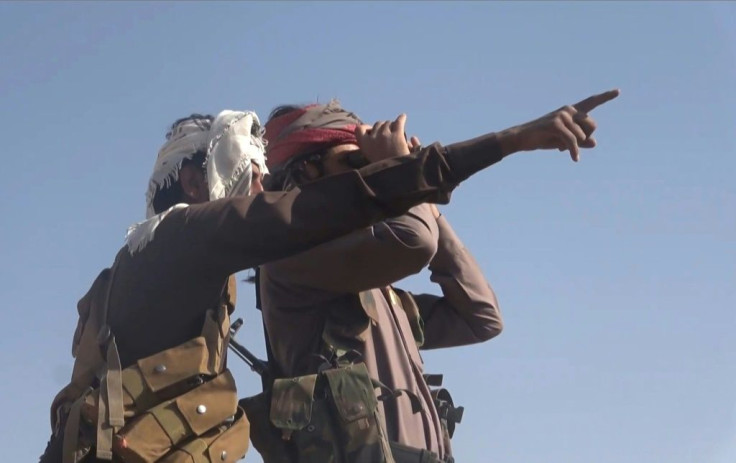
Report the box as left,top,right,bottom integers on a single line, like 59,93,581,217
206,110,267,201
125,110,268,254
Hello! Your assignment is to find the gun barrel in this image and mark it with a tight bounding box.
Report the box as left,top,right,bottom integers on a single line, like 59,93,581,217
228,337,269,377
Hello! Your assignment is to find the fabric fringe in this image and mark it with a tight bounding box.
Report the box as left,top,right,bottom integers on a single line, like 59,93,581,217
125,204,188,255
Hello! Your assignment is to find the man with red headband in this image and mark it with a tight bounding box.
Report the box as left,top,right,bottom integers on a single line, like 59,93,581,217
252,92,619,463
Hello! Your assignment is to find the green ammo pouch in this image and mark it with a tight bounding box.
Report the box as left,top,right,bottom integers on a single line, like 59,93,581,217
269,363,394,463
270,373,338,463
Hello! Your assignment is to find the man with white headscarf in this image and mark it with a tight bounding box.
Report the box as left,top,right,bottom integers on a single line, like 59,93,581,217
36,103,537,463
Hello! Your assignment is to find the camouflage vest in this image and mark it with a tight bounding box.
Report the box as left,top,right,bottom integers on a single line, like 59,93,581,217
49,265,249,463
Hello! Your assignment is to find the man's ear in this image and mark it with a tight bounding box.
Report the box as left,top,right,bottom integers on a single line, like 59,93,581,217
179,164,209,203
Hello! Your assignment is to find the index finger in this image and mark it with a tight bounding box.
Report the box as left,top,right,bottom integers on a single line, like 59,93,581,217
573,89,620,114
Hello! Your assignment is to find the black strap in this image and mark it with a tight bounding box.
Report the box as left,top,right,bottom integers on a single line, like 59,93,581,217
96,258,120,358
423,374,444,387
255,267,281,386
389,441,443,463
371,378,423,415
254,267,263,311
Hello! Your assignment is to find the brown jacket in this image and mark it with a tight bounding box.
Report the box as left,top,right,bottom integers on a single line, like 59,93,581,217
260,203,502,459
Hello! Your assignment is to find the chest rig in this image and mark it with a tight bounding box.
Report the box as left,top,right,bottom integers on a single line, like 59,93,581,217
49,264,249,463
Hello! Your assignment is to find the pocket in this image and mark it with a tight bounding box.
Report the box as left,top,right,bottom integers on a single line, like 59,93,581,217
322,363,391,463
267,365,392,463
81,337,216,424
323,363,377,423
269,375,342,463
158,406,250,463
115,370,238,463
269,374,318,432
137,336,213,393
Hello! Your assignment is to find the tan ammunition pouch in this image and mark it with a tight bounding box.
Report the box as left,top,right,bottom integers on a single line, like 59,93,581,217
111,369,245,463
52,269,248,463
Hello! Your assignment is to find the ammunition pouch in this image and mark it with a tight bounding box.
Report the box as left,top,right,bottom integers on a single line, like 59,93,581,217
155,405,249,463
113,369,240,463
81,335,221,424
62,338,249,463
54,268,248,463
244,361,396,463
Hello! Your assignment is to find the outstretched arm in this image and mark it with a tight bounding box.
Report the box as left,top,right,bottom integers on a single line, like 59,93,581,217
159,89,620,278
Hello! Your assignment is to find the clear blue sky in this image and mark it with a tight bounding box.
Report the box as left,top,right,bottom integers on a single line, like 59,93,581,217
1,2,734,462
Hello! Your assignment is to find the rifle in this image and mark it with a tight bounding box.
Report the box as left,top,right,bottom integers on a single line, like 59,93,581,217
228,318,270,379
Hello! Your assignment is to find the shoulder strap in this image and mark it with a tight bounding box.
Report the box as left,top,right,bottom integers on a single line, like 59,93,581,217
97,258,125,460
62,257,124,463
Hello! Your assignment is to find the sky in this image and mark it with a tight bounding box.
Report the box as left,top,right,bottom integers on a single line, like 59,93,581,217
0,2,734,462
